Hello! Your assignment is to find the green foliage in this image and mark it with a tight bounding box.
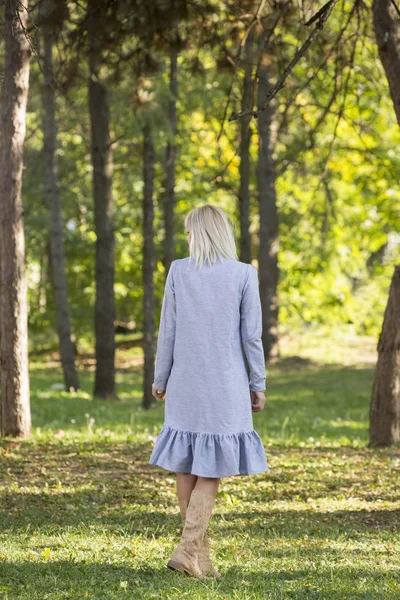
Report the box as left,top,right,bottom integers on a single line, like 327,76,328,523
22,0,399,347
275,5,400,334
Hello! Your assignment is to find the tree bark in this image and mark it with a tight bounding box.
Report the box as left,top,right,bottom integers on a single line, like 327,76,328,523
238,30,254,265
0,0,32,438
163,46,178,273
142,121,156,409
88,1,117,399
370,0,400,445
369,266,400,447
38,248,48,313
256,43,280,360
372,0,400,125
39,0,80,391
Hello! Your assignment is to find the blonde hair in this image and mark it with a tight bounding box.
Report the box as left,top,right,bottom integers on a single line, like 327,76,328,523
184,204,238,269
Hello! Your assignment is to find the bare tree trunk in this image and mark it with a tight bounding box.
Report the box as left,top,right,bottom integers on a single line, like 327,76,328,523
163,46,178,272
238,30,254,264
142,121,156,410
39,0,80,391
88,1,117,400
38,248,48,313
370,0,400,445
0,0,31,438
369,266,400,447
372,0,400,125
257,45,279,360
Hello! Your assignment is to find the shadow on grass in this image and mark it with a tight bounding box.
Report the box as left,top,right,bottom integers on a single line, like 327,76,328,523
1,441,398,533
0,560,397,600
2,477,399,538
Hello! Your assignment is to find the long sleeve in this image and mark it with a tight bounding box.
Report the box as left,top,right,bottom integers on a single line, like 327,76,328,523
240,264,266,392
153,261,176,389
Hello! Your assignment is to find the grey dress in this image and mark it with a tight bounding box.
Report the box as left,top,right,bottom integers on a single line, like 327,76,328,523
149,255,269,477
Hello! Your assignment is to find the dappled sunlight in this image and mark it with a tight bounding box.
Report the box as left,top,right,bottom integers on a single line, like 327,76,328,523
1,341,399,598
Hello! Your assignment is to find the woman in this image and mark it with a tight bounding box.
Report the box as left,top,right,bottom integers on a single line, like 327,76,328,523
149,204,268,579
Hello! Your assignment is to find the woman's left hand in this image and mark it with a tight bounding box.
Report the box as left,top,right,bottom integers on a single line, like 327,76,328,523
152,383,166,400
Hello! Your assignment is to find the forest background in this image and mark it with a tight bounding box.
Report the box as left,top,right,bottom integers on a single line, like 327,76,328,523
20,0,399,362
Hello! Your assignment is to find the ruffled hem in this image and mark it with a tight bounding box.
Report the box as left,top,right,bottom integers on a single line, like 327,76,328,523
148,424,269,477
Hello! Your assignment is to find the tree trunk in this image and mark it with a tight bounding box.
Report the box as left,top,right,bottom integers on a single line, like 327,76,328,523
163,46,178,272
38,247,48,313
39,0,80,391
142,121,156,410
238,30,254,265
88,2,117,399
256,44,279,360
0,0,32,438
369,266,400,447
370,0,400,445
372,0,400,125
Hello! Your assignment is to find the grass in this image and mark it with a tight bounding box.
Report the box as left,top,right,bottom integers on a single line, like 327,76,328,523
0,329,399,599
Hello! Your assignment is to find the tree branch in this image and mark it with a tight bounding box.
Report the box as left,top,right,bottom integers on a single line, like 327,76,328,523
229,0,340,122
216,0,271,142
390,0,400,17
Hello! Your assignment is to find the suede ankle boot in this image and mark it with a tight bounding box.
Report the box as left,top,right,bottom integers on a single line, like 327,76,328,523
178,498,221,579
167,489,218,578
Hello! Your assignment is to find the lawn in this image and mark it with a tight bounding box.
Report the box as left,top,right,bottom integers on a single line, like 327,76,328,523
0,330,399,599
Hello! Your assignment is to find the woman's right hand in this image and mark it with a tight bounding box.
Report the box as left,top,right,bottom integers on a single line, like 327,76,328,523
251,390,266,412
152,383,166,400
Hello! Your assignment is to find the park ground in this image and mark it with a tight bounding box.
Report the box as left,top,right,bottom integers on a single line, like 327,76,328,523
0,328,399,599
